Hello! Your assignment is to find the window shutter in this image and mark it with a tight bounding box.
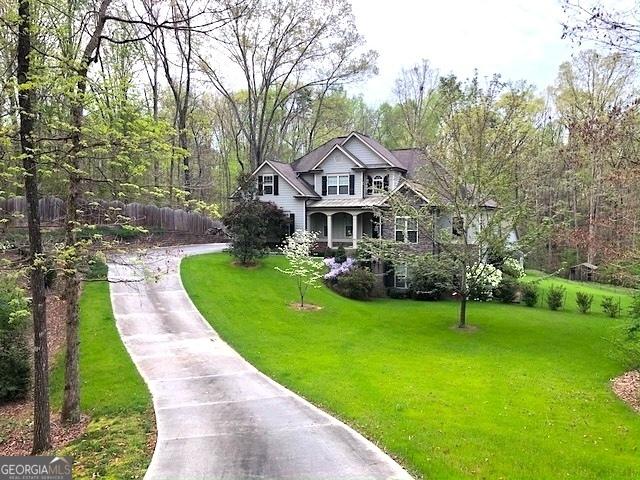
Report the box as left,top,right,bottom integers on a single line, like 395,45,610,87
289,213,295,236
273,175,279,195
383,175,389,191
258,175,264,195
349,175,355,195
321,176,327,195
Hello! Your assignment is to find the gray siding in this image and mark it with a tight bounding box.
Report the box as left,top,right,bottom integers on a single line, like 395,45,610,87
343,136,390,168
315,149,363,198
256,164,305,231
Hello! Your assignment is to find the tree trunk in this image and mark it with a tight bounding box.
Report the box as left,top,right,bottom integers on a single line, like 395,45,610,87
18,0,51,453
458,295,467,328
61,0,112,425
61,86,83,424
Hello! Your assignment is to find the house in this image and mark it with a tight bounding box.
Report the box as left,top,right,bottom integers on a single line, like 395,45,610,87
248,132,429,249
245,131,511,288
569,262,598,282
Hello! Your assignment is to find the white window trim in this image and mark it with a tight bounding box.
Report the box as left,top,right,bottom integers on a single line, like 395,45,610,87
394,215,418,244
326,174,350,195
395,264,408,289
262,174,274,195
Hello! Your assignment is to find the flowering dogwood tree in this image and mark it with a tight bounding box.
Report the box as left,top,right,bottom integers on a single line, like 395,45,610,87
276,231,325,307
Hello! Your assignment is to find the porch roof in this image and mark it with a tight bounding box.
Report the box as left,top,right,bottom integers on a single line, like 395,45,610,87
308,197,386,209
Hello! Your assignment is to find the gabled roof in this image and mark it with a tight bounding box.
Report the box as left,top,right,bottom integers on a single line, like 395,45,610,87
268,161,319,198
230,160,319,199
291,137,346,172
391,148,425,178
341,132,405,170
311,143,365,170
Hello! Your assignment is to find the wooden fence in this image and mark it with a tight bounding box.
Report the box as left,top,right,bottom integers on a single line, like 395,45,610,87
0,196,223,235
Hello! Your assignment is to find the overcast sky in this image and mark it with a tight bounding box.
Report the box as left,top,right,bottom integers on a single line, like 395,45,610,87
347,0,578,105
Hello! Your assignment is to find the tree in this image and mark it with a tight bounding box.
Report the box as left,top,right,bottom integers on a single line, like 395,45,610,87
275,230,324,307
16,0,51,452
200,0,377,169
562,1,640,56
223,173,289,265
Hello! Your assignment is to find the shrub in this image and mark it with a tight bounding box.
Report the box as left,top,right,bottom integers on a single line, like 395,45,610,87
335,245,347,263
520,283,539,307
388,287,410,299
502,257,525,279
546,284,566,311
324,257,355,281
467,263,502,301
575,291,594,314
409,257,452,301
629,291,640,319
601,296,622,318
334,267,376,300
493,276,520,303
0,275,30,403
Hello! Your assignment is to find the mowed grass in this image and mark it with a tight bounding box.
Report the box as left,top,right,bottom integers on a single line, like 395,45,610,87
182,253,640,480
524,270,636,312
51,282,153,479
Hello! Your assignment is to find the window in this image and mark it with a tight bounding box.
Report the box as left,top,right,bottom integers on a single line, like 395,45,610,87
345,225,353,237
395,216,418,244
327,175,349,195
367,174,389,195
262,174,273,195
395,264,408,289
452,216,464,236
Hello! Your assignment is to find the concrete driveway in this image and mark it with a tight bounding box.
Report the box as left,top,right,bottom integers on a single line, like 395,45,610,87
108,244,411,480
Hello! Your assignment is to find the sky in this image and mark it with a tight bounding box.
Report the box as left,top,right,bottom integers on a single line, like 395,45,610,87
347,0,578,105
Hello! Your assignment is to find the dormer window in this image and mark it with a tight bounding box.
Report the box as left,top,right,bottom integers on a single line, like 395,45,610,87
367,174,389,195
262,174,274,195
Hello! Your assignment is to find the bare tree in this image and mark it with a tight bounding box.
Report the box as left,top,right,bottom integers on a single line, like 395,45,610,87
200,0,377,169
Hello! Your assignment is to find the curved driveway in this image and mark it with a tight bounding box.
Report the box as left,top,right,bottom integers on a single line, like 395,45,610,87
108,244,411,480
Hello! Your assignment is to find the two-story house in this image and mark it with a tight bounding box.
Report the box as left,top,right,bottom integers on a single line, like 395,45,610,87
249,131,429,250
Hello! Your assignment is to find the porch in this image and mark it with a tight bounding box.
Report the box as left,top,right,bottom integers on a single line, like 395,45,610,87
307,210,381,249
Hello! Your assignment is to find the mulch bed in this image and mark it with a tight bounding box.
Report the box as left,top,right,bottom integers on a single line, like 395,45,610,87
612,370,640,413
289,302,323,311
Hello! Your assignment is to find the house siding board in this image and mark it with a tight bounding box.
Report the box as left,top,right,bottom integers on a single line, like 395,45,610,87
319,150,363,198
343,136,386,168
257,165,305,231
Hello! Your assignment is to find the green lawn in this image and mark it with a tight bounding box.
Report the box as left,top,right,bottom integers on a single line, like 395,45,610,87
182,253,640,480
524,270,635,312
51,282,153,479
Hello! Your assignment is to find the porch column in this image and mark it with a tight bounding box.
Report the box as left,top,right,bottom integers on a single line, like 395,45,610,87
327,213,333,248
352,213,358,249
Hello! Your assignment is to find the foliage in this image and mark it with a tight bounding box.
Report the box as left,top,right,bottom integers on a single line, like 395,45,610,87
520,282,540,307
0,274,30,402
323,257,356,280
387,287,411,299
223,175,288,265
628,291,640,319
494,276,520,304
546,284,566,311
334,267,377,300
335,245,348,264
275,231,325,307
84,255,108,280
601,296,622,318
183,253,640,479
502,258,525,279
467,263,503,301
575,291,594,314
408,256,452,300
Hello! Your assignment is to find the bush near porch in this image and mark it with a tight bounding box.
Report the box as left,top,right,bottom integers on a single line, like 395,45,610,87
182,253,640,480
